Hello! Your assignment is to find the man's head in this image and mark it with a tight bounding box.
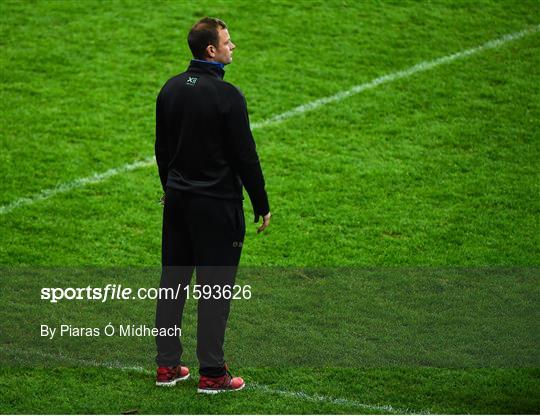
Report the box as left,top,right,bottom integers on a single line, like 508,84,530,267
188,17,236,65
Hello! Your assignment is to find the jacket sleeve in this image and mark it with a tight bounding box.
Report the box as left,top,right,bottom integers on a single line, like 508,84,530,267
155,90,169,191
225,89,270,222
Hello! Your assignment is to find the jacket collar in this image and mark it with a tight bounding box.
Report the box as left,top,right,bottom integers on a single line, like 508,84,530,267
188,59,225,79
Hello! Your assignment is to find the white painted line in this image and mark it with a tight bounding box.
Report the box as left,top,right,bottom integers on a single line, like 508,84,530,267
0,157,155,215
249,381,427,414
3,347,427,414
1,25,538,216
251,24,540,130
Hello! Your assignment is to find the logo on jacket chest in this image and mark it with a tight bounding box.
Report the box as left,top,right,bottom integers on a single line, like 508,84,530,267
186,76,199,86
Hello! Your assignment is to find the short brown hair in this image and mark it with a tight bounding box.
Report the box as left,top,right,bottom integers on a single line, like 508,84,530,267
188,17,227,60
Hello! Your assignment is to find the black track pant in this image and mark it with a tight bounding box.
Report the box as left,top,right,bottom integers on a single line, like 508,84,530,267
155,188,245,377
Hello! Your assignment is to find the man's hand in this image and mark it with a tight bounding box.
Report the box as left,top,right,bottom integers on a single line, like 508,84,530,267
257,212,271,234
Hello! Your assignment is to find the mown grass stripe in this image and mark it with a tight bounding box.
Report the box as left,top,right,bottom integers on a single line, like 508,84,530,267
1,24,538,216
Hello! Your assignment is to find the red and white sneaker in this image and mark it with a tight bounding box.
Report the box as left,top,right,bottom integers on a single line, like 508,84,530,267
155,365,190,386
197,364,245,394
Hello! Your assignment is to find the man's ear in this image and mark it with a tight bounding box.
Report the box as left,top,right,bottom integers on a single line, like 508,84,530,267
206,44,216,58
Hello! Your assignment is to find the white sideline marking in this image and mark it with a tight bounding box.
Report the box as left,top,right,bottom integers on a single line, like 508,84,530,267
249,381,427,414
5,347,427,414
0,157,155,215
1,25,538,216
251,25,539,129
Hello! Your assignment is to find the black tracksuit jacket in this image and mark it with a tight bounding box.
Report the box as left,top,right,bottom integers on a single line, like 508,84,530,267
155,60,270,221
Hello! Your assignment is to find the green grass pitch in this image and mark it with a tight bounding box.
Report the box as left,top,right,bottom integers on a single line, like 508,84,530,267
1,0,539,414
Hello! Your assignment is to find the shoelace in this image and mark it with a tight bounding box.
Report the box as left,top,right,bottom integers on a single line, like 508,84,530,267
202,371,232,388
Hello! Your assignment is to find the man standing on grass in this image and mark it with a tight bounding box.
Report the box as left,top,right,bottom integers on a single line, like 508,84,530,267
154,17,271,394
